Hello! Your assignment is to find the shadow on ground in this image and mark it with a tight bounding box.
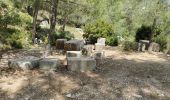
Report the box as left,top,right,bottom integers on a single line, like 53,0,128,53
0,51,170,100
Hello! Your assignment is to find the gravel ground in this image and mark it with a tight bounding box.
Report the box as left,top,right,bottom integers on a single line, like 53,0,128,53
0,47,170,100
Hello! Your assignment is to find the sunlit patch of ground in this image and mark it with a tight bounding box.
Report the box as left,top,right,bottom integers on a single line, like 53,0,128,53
0,47,170,99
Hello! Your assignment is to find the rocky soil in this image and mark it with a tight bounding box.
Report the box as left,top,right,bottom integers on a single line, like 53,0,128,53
0,47,170,100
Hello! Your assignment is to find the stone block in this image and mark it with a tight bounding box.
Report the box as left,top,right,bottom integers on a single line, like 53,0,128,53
67,57,96,72
66,51,82,58
56,39,67,50
8,56,40,70
95,43,105,51
64,40,84,51
138,40,150,52
148,42,160,52
82,45,94,56
97,38,106,45
93,51,104,66
39,58,61,71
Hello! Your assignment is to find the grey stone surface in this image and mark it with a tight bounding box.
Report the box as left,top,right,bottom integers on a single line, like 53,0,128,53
64,40,84,51
8,56,40,70
82,45,94,56
39,58,61,71
66,51,82,58
97,38,106,45
67,57,96,72
56,39,67,50
95,43,105,51
138,40,150,52
93,51,104,66
148,42,160,52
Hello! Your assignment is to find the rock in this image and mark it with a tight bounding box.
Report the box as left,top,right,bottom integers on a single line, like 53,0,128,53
93,51,104,66
67,57,96,72
148,42,160,52
66,51,82,58
97,38,106,45
82,45,94,56
138,40,150,52
56,39,67,50
64,40,84,51
95,43,105,51
39,58,61,71
8,56,40,70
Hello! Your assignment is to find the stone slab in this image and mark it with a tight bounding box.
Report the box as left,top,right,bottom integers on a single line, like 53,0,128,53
148,42,160,52
56,39,67,50
64,40,84,51
97,38,106,45
82,45,94,56
95,43,105,51
8,56,40,70
66,51,82,58
39,58,61,71
67,57,96,72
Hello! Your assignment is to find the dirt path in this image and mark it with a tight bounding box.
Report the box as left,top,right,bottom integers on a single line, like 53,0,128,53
0,47,170,100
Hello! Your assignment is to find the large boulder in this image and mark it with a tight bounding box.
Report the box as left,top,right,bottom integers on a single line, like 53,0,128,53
39,58,61,71
66,51,82,58
148,42,160,52
56,39,67,50
64,40,84,51
67,57,96,72
8,56,40,70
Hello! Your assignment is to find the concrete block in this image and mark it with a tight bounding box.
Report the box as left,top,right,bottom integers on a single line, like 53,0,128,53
67,57,96,72
39,58,61,71
56,39,67,50
8,56,40,70
66,51,82,58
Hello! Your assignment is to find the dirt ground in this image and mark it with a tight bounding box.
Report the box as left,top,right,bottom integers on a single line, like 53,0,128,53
0,47,170,100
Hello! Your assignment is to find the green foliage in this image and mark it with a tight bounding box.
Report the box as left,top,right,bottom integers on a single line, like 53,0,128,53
152,34,168,51
83,20,115,45
106,37,119,46
135,25,152,42
50,31,74,46
0,28,31,49
123,41,138,51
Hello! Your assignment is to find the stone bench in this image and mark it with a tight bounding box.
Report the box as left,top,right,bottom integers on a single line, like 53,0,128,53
67,57,96,72
39,58,61,71
8,56,40,70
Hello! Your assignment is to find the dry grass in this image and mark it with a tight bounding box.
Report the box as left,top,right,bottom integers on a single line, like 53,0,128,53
0,47,170,100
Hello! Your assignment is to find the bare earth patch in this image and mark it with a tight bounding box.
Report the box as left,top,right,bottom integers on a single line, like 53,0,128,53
0,47,170,100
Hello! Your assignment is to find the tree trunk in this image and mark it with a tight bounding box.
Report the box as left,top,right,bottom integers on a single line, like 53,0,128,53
32,0,40,43
49,0,59,44
61,15,67,32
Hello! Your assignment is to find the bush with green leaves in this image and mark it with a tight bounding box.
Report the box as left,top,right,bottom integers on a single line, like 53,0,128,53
152,34,168,51
83,20,115,45
106,36,119,46
0,28,31,49
122,41,138,51
50,31,74,46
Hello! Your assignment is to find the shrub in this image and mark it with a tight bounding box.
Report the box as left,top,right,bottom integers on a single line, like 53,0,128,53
152,34,167,51
106,36,119,46
123,41,138,51
83,20,115,45
51,31,74,46
135,25,152,42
